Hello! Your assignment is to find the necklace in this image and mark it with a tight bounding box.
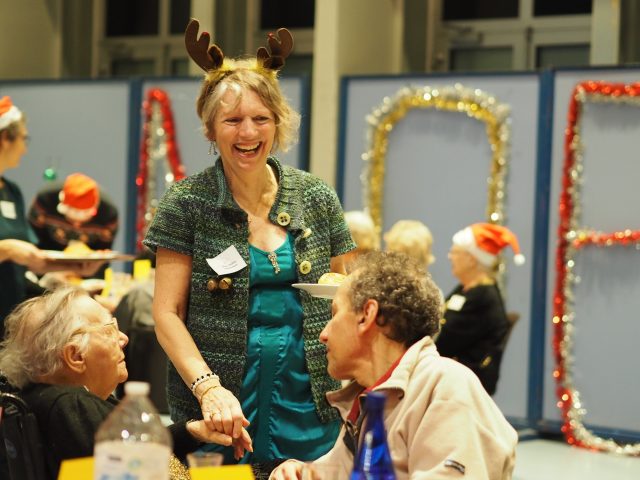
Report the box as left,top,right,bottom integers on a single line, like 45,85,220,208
267,251,281,274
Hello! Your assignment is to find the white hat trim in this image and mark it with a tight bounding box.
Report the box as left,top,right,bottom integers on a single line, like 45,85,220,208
452,227,497,267
0,106,22,131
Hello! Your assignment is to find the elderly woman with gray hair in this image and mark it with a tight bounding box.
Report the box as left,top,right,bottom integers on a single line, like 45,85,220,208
0,287,250,480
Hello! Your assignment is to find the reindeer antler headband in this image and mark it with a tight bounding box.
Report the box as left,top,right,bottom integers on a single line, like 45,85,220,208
185,18,293,84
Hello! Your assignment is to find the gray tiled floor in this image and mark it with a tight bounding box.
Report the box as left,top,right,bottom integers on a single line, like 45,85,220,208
514,439,640,479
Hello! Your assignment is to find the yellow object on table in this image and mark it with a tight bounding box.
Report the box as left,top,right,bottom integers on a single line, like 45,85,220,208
190,464,254,480
133,259,153,282
58,456,93,479
101,267,113,298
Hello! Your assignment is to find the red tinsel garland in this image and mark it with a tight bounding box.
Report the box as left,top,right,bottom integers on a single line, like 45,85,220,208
554,80,640,453
136,88,187,251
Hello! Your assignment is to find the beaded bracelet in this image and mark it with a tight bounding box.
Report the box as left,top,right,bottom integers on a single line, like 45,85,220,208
190,372,219,393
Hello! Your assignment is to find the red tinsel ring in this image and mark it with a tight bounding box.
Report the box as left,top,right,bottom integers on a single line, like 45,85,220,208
136,88,187,250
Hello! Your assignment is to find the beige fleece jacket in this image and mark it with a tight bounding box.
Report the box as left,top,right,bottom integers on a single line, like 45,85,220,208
314,336,518,479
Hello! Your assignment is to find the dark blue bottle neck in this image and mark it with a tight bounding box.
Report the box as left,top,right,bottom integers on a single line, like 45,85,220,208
350,392,396,480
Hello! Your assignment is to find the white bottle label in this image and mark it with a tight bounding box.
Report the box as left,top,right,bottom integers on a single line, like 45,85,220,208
94,441,171,480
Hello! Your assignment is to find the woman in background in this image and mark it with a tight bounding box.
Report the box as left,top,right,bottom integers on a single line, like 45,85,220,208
0,97,98,333
436,223,524,395
343,210,379,271
144,20,354,476
384,219,435,269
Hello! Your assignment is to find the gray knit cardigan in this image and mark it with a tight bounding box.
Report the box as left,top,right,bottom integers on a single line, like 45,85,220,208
144,157,355,423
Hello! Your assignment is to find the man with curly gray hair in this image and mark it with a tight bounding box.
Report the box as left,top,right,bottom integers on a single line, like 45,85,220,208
270,251,517,480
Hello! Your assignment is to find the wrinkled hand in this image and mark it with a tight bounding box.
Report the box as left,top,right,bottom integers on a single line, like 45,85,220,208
0,239,48,271
199,385,250,441
185,419,253,459
230,428,253,460
269,460,305,480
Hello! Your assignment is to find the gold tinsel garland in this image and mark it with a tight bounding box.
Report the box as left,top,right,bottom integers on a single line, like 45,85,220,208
362,83,511,236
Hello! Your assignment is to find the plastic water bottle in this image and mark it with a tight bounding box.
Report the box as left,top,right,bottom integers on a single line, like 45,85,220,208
350,391,396,480
94,381,172,480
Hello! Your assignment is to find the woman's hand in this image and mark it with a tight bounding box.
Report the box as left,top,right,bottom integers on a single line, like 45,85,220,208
268,460,304,480
186,419,233,446
199,384,250,440
186,419,253,459
231,428,253,460
0,239,47,271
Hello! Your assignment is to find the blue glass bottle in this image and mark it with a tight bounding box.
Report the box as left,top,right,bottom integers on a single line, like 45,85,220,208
350,391,396,480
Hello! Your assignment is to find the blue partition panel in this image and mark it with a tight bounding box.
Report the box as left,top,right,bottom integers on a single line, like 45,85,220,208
0,80,131,256
339,73,541,422
543,68,640,437
140,75,309,177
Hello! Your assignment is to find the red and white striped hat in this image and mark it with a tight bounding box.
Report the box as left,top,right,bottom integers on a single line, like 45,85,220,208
0,97,22,130
453,223,525,267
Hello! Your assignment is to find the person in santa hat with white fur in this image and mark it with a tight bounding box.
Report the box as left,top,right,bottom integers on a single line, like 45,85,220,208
436,223,524,396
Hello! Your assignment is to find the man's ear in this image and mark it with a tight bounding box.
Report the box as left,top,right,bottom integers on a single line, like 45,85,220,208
358,299,380,331
62,343,86,374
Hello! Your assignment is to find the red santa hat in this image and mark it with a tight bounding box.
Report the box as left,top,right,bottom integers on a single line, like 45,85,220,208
57,173,100,215
452,223,525,267
0,96,23,130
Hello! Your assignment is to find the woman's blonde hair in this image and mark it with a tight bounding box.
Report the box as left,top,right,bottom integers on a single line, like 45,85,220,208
345,210,380,252
196,58,300,153
384,220,435,267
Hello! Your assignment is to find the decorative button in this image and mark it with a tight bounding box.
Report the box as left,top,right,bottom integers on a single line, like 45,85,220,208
206,279,218,292
299,260,312,275
302,228,312,239
277,212,291,226
219,277,233,290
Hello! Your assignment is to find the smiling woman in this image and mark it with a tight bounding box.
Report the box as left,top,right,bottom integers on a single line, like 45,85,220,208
143,19,355,477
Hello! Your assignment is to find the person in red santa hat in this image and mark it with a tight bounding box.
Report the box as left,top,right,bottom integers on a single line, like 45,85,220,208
435,222,524,396
28,172,118,254
0,97,101,333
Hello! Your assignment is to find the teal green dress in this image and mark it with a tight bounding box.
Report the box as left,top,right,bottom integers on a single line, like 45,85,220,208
212,233,339,464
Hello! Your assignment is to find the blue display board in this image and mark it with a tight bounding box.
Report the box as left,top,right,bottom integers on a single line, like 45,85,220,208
542,68,640,437
0,75,309,258
339,73,540,422
140,76,309,177
0,80,132,256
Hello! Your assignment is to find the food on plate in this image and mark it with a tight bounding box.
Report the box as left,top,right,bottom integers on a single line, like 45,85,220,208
63,241,94,255
318,272,346,286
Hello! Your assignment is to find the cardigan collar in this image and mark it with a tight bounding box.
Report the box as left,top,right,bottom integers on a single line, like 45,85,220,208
206,156,306,233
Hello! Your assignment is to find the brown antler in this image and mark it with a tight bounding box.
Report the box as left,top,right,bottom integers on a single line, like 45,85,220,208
184,18,224,72
256,28,294,70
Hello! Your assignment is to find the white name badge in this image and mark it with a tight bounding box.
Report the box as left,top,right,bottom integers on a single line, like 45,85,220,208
446,294,466,312
206,245,247,275
0,200,16,219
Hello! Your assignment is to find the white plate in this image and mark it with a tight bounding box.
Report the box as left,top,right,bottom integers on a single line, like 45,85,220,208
292,283,339,299
43,251,135,262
